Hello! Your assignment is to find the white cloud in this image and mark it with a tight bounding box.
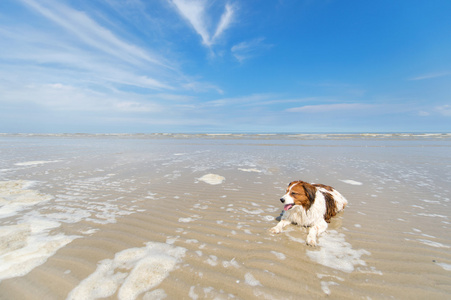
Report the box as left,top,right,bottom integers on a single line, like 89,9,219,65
20,0,168,68
203,93,277,107
181,81,224,94
231,37,271,62
114,101,159,113
435,105,451,116
5,0,177,93
213,3,234,41
287,103,373,113
170,0,235,47
0,81,165,114
417,110,430,117
414,105,451,117
409,71,450,81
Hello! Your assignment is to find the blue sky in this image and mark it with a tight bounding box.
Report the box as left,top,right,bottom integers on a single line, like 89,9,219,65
1,0,450,133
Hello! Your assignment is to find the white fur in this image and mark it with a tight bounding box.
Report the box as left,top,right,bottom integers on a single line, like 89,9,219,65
270,183,347,246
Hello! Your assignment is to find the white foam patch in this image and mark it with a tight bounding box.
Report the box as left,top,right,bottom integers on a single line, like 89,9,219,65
306,230,370,273
417,239,450,248
238,168,262,173
421,199,440,204
437,262,451,271
0,217,79,282
189,286,198,300
340,180,363,186
206,255,218,266
193,203,208,210
244,272,261,286
264,215,275,221
178,215,200,223
417,213,448,218
320,281,339,295
222,258,240,268
0,180,52,219
270,251,286,260
241,208,264,215
411,205,425,209
0,180,84,281
67,242,186,300
14,160,60,166
143,289,167,300
317,273,344,295
81,229,99,235
197,174,225,185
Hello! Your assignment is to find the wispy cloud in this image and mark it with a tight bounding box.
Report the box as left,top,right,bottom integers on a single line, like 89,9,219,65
213,3,234,41
408,71,450,81
231,37,272,62
20,0,167,68
0,28,173,91
8,0,180,93
0,0,228,111
435,105,451,116
203,93,277,107
170,0,235,47
0,81,164,113
287,103,373,113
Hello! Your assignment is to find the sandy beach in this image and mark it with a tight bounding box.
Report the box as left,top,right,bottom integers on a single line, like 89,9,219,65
0,133,450,299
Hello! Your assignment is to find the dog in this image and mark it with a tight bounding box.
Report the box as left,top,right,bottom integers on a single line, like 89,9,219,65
269,180,348,246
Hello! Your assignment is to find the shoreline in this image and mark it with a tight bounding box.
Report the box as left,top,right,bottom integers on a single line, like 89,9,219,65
1,132,451,139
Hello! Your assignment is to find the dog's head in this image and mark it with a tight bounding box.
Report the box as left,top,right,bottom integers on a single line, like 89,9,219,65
280,180,316,211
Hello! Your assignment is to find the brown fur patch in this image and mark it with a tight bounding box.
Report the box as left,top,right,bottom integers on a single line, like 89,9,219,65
313,183,334,192
323,192,337,223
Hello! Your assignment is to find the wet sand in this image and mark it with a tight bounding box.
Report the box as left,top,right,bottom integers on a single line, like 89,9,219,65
0,134,450,299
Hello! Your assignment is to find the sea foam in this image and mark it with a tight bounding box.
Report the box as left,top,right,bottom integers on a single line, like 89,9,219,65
67,242,186,300
197,174,225,185
306,230,370,273
14,160,60,166
0,180,79,281
0,219,78,282
0,180,52,219
340,179,363,186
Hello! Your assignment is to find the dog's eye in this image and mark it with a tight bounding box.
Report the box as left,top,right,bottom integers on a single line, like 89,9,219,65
291,192,297,195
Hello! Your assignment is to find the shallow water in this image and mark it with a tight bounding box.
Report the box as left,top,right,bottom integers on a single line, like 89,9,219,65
0,134,450,299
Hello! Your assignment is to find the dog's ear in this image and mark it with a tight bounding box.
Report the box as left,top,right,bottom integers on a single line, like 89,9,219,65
302,182,317,202
287,180,301,189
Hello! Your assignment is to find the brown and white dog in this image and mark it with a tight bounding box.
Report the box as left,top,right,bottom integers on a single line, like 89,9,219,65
269,180,348,246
